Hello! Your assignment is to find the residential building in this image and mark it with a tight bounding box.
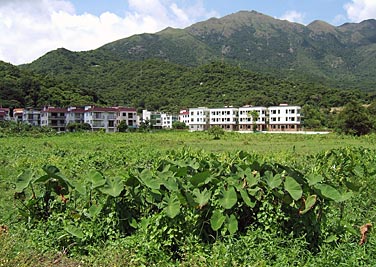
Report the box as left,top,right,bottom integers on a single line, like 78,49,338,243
116,107,138,129
0,108,10,121
238,106,267,131
23,108,41,126
161,114,178,129
66,107,85,125
268,104,301,131
179,109,190,126
40,107,67,132
189,107,210,131
209,107,239,131
13,108,24,122
84,106,117,132
142,110,162,129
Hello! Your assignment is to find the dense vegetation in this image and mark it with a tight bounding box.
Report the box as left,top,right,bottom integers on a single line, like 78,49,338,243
0,61,99,108
1,132,376,266
27,11,376,91
2,58,370,113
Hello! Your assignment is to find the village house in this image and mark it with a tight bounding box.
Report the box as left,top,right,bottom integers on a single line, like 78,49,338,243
188,107,210,131
179,109,190,126
238,106,268,131
268,104,301,131
66,106,85,125
209,106,239,131
40,107,67,132
84,106,117,132
0,108,10,121
161,113,179,129
116,107,138,129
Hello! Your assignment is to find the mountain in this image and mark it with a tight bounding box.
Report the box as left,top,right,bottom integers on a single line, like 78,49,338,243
25,11,376,91
9,10,375,110
91,10,375,90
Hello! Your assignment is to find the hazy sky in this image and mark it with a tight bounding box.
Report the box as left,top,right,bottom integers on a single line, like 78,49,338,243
0,0,375,65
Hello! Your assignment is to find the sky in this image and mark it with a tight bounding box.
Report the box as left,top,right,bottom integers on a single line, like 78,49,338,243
0,0,375,65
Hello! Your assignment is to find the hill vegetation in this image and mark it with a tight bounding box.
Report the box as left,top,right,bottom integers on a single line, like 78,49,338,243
1,10,375,120
1,57,368,113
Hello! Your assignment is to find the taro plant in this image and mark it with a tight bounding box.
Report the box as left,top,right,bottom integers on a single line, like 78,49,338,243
13,148,358,257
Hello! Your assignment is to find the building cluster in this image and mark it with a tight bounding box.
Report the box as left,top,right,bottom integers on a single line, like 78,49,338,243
0,104,302,132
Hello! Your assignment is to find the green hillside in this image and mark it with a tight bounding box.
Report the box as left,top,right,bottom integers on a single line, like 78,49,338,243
14,57,368,112
3,10,374,110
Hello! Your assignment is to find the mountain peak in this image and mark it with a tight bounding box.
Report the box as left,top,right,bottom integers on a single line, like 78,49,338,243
307,20,337,34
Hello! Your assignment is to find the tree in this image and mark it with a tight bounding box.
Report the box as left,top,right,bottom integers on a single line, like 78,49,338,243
248,110,259,132
208,126,224,140
117,120,128,132
336,101,373,136
172,121,187,130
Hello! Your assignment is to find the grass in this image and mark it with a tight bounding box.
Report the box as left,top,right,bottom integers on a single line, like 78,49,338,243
0,131,375,266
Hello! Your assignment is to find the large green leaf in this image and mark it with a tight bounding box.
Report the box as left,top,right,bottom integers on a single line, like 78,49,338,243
299,195,317,215
99,177,124,197
162,177,179,192
227,214,238,235
239,188,256,208
305,174,324,186
245,170,259,188
264,171,282,189
210,210,226,231
163,194,181,219
192,188,211,209
314,184,341,202
15,169,33,193
71,180,86,195
64,225,84,239
86,170,106,189
219,186,237,209
87,204,103,219
284,176,302,201
190,171,211,187
139,169,160,190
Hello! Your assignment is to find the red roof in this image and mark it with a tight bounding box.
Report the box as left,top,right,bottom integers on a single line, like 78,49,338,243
42,107,67,113
69,109,85,113
0,108,10,112
117,107,137,112
86,107,117,112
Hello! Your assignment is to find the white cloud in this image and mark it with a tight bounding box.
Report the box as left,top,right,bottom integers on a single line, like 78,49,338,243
0,0,218,65
279,10,306,24
344,0,376,22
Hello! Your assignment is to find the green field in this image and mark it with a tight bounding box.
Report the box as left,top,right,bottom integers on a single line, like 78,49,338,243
1,131,375,266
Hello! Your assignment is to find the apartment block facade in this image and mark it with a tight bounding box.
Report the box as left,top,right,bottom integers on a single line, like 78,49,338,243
0,108,10,121
238,106,268,131
189,107,210,131
209,107,239,131
41,107,67,132
268,105,301,131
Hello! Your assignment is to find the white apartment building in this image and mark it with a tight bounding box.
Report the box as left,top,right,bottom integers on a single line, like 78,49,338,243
66,107,85,125
116,107,138,129
13,108,24,123
41,107,67,132
209,107,239,131
142,110,162,129
161,114,178,129
0,108,10,121
268,104,301,131
179,109,190,126
84,106,117,132
189,107,210,131
238,106,267,131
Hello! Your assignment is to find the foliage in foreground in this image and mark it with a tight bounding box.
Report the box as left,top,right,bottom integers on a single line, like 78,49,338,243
12,147,368,260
